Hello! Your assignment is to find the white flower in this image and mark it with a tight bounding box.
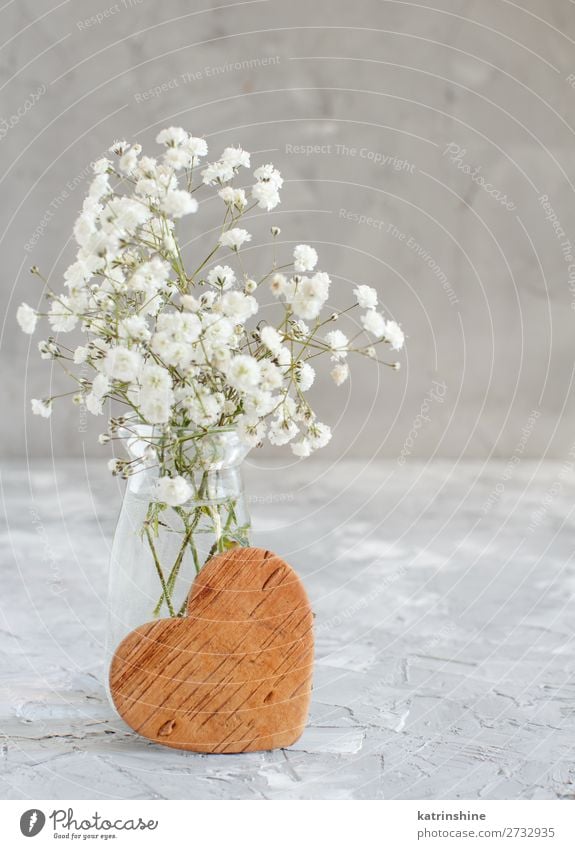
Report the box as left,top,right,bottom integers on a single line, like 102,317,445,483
325,329,349,359
293,245,318,273
219,291,258,323
31,398,52,418
119,145,140,175
296,362,315,391
260,325,282,354
153,475,192,507
227,354,261,393
292,273,330,320
244,278,257,294
270,273,287,297
361,310,386,337
103,346,142,382
140,392,173,424
385,319,405,351
218,187,247,209
73,346,90,364
242,388,276,418
85,393,104,416
156,126,188,146
92,157,111,174
207,264,235,290
252,181,280,211
291,438,312,458
48,297,78,332
119,315,151,343
201,160,234,185
268,418,298,446
181,391,223,427
258,361,283,391
38,340,59,359
127,256,170,294
221,146,251,169
163,147,191,170
107,458,122,474
160,190,198,218
253,163,283,189
276,346,291,366
186,136,208,159
89,173,110,200
17,303,37,334
309,421,332,449
219,228,252,251
237,415,266,447
91,373,110,399
354,284,378,309
140,362,172,394
101,196,151,235
330,362,349,386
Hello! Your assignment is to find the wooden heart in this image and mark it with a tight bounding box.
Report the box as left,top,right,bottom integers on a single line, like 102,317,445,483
109,547,314,753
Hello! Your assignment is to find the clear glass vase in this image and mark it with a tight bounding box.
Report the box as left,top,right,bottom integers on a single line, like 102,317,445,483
104,427,251,696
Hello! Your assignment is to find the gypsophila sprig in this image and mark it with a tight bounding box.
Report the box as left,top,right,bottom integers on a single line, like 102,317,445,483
19,126,404,474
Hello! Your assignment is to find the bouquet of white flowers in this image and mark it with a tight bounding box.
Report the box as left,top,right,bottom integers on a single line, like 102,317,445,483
18,128,404,617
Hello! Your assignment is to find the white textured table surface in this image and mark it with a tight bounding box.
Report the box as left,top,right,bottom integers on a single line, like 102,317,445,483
1,459,574,800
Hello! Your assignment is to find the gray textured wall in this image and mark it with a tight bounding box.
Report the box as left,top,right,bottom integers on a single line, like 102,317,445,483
2,0,574,461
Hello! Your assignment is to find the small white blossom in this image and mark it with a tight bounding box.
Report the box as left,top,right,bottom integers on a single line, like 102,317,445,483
92,373,110,399
17,303,38,334
156,126,188,146
270,273,287,297
252,180,280,211
296,362,315,391
237,415,266,447
227,354,261,393
201,160,234,185
354,284,378,309
218,187,247,209
293,245,318,272
207,264,235,290
160,190,198,218
38,340,59,359
31,398,52,418
92,157,111,174
103,346,143,382
48,297,78,332
330,362,349,386
153,475,193,507
220,290,258,323
73,345,90,364
260,325,283,354
361,310,386,337
119,315,151,343
309,421,332,449
385,319,405,351
219,228,252,251
268,418,298,446
85,393,104,416
221,146,251,169
253,163,283,189
325,329,349,359
291,438,312,458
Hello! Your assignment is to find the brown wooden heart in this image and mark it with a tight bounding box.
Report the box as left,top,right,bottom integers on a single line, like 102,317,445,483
109,547,314,753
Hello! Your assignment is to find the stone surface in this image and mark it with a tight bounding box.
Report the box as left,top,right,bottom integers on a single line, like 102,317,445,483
1,459,575,799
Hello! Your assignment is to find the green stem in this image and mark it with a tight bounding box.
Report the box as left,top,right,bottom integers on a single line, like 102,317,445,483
145,526,175,617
